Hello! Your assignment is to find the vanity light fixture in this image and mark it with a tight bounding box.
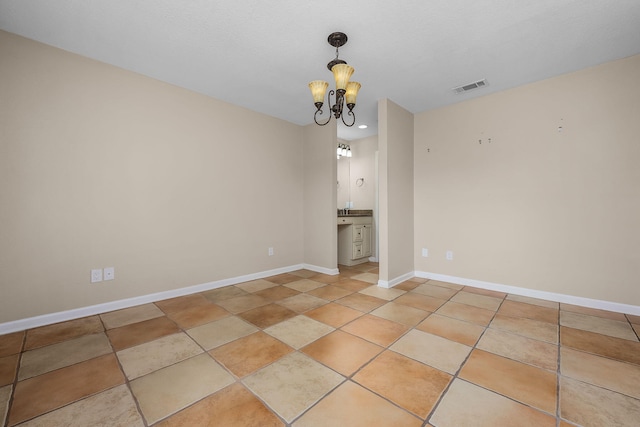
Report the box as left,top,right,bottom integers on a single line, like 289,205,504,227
337,143,352,159
309,32,361,127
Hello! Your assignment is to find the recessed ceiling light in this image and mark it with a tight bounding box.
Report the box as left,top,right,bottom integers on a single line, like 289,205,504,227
358,124,368,129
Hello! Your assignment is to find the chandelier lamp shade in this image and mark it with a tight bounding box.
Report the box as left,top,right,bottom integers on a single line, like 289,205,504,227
309,32,361,127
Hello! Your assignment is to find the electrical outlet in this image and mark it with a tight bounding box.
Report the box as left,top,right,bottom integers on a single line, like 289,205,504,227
268,247,274,256
421,248,428,257
91,269,103,283
104,267,115,281
446,250,453,261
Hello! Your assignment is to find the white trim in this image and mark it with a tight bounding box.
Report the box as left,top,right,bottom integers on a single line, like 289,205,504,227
302,264,340,275
368,256,378,262
416,271,640,316
378,271,415,289
0,264,307,335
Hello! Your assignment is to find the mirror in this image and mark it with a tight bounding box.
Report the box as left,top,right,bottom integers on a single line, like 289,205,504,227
337,155,350,209
336,137,378,211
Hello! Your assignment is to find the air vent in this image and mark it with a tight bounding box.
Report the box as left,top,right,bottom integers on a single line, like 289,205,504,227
452,79,488,94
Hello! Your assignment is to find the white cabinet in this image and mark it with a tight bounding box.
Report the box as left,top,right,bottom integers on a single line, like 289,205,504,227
338,216,372,266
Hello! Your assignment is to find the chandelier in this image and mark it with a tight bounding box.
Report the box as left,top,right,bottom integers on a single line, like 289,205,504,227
308,32,361,127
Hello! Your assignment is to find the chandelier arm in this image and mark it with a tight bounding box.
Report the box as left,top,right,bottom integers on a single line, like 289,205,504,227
341,109,356,127
314,108,331,126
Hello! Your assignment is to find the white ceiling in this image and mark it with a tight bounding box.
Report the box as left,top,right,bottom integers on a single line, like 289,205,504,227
1,1,640,140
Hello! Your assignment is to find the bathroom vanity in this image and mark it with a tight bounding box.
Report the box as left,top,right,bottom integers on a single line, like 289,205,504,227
337,210,373,266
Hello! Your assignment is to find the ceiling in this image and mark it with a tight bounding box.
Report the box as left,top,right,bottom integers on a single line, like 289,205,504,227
1,1,640,140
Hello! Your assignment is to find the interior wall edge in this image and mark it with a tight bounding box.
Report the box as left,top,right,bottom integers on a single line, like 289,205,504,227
377,271,415,289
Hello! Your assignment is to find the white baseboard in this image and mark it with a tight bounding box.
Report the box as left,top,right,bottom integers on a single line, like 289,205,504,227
378,271,415,289
415,271,640,316
303,264,340,275
0,264,308,335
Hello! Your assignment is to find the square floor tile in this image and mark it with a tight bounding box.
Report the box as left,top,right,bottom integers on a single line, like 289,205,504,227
210,331,293,378
370,302,429,326
429,379,556,427
106,316,180,351
412,283,458,300
130,353,234,425
201,286,248,303
560,326,640,365
560,311,637,341
100,304,165,330
336,293,387,312
187,316,258,350
560,303,627,321
276,294,328,313
342,314,409,347
350,273,379,284
416,314,485,346
450,291,502,311
236,279,279,293
264,273,301,285
462,286,507,299
394,292,447,312
0,331,24,357
490,313,558,344
117,333,203,380
243,352,344,423
284,279,326,292
506,294,559,309
354,350,451,418
0,385,10,427
560,376,640,427
427,280,464,290
289,269,317,279
254,285,301,302
436,301,495,326
304,303,363,328
18,332,112,380
154,294,212,315
459,349,557,414
165,303,230,329
309,273,342,284
9,354,124,426
626,313,640,324
16,384,144,427
0,355,18,387
359,285,405,301
394,280,421,291
477,328,558,371
215,294,271,314
333,279,373,292
301,330,383,376
264,316,334,349
238,303,297,329
561,347,640,399
155,383,283,427
391,329,471,374
293,381,422,427
24,316,103,351
498,300,558,324
307,285,353,301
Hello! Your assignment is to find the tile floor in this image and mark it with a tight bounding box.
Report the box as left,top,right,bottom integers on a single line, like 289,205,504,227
1,263,640,426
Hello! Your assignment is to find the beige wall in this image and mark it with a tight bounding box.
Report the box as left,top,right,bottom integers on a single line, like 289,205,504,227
379,99,415,283
0,31,306,323
414,54,640,305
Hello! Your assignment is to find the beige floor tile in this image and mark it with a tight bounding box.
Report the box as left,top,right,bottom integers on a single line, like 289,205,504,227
358,285,406,301
416,314,485,346
450,291,502,311
293,381,422,427
307,284,353,301
370,302,429,326
187,316,258,350
394,280,421,291
436,301,495,326
289,269,317,279
490,313,559,344
210,331,293,378
336,293,387,312
117,333,203,380
342,314,409,347
17,384,144,427
560,376,640,427
9,354,125,426
243,352,344,423
106,316,181,351
154,294,212,315
561,326,640,365
165,303,230,329
426,280,464,290
284,279,326,292
1,385,11,427
462,286,507,299
391,329,471,374
0,354,18,387
201,286,248,302
477,328,558,371
633,323,639,336
333,278,372,292
560,311,638,341
430,379,556,427
498,300,558,324
24,316,103,350
506,294,559,309
301,330,383,376
264,315,334,349
354,350,451,418
215,294,271,314
412,283,458,300
460,349,557,414
254,285,301,302
304,303,363,328
238,303,298,329
130,353,234,425
394,292,447,312
276,293,328,313
350,272,379,284
561,347,640,399
156,383,284,427
0,331,24,357
309,273,342,284
100,304,165,329
560,303,627,321
18,332,112,380
236,279,279,293
264,272,301,285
